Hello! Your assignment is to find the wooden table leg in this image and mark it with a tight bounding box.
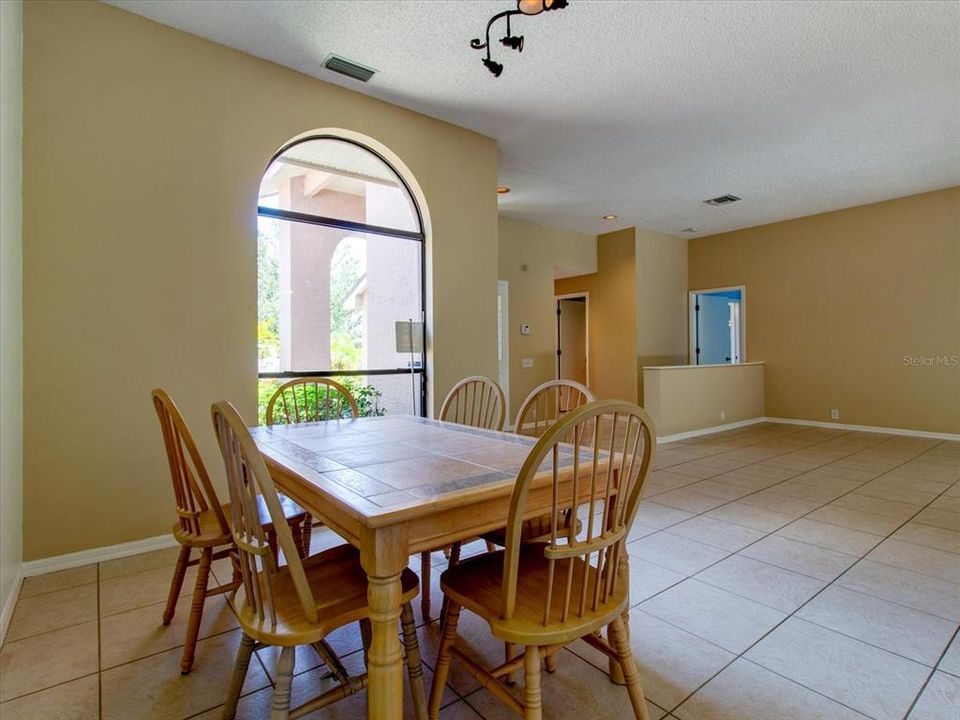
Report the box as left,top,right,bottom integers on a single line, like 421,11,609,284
361,526,407,720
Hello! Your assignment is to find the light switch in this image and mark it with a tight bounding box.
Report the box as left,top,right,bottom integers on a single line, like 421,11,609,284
521,358,534,369
520,323,531,335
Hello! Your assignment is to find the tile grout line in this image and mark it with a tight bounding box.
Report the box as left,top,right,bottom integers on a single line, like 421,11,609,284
902,622,960,720
658,438,958,719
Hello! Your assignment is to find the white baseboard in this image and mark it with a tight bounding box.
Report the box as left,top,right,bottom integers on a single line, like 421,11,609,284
0,568,23,647
657,417,768,444
21,534,178,578
763,417,960,442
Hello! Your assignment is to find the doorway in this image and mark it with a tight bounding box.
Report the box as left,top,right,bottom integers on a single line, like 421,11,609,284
689,286,745,365
497,280,510,414
556,294,589,385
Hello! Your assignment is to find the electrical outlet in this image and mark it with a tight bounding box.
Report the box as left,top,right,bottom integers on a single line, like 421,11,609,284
720,410,726,421
521,358,534,369
830,409,840,420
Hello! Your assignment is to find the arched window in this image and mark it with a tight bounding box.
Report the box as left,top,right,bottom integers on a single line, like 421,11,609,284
257,135,426,420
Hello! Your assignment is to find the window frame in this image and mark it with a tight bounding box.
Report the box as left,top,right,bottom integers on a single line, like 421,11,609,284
257,134,428,417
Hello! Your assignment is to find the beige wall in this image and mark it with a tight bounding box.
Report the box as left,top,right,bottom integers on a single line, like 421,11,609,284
636,228,688,401
689,187,960,434
498,216,596,420
22,1,499,560
644,363,764,437
556,228,638,402
1,0,24,613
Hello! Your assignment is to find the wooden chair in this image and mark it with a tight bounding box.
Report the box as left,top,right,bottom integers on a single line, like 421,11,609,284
152,389,312,674
437,375,506,431
428,400,656,720
265,377,361,548
482,379,596,675
265,377,360,425
420,376,506,620
211,400,428,720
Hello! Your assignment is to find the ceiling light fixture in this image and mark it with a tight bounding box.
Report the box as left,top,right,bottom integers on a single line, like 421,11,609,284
471,0,568,77
681,227,701,233
497,186,511,194
602,214,617,221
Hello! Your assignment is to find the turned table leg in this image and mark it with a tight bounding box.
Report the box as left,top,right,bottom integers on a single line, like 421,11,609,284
362,527,407,720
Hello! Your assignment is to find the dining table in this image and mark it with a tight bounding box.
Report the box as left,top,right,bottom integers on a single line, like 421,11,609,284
251,413,616,720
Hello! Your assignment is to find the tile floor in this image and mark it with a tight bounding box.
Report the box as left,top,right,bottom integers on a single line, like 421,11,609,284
2,422,958,719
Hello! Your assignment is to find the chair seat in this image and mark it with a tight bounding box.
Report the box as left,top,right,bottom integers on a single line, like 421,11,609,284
233,543,420,646
480,512,581,547
172,493,308,548
440,543,629,646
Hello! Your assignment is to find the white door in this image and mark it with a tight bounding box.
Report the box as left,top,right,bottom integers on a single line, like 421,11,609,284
497,281,510,413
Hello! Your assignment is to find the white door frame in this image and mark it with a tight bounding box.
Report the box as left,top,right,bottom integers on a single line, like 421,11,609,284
688,285,746,365
555,292,590,386
497,280,510,417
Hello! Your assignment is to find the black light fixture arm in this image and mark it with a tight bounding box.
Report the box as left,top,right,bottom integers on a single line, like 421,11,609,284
470,1,567,77
470,9,519,57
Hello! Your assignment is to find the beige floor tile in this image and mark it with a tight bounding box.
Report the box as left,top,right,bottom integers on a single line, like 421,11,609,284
0,621,98,702
5,583,97,642
99,545,181,580
682,480,753,501
462,649,665,720
797,585,958,666
938,633,960,677
932,495,960,513
673,659,871,720
99,562,197,617
639,579,786,653
633,502,695,530
854,481,941,506
867,539,960,583
832,493,923,520
708,471,782,492
746,617,930,720
663,516,766,552
0,674,99,720
417,610,514,696
736,489,824,517
775,518,883,556
650,488,729,514
806,504,904,535
837,560,960,621
891,522,960,554
255,620,366,682
695,555,825,613
19,565,97,599
704,502,794,532
739,535,857,581
100,629,270,720
99,593,239,669
627,532,730,576
908,671,960,720
567,609,734,711
625,552,686,604
914,507,960,531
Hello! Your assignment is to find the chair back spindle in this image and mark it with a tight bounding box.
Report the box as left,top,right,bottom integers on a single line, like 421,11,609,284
514,379,595,439
439,376,506,431
212,401,318,626
500,400,654,626
265,377,360,425
152,389,229,541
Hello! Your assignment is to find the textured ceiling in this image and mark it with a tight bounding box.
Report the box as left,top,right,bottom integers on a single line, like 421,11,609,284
105,0,960,237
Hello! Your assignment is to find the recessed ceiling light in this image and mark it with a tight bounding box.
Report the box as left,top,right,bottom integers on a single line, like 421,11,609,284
681,227,701,233
497,186,511,194
703,194,741,206
602,214,617,220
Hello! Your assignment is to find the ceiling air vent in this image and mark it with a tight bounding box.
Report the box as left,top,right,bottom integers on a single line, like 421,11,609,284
704,194,741,206
322,54,376,83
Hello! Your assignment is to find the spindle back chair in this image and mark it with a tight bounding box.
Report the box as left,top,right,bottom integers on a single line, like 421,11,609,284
212,401,428,720
265,377,360,425
428,400,656,720
438,376,506,431
513,379,595,439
